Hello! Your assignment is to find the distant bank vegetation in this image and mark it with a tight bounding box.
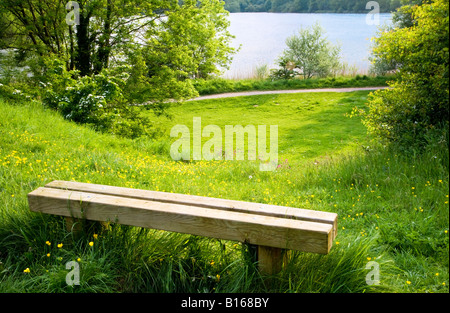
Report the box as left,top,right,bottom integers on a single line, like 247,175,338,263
224,0,402,13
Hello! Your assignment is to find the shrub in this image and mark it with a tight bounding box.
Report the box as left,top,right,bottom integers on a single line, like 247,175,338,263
269,57,297,80
43,68,124,123
278,22,341,79
40,56,153,139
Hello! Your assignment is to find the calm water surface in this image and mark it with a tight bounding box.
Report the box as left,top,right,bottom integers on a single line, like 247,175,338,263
223,13,392,78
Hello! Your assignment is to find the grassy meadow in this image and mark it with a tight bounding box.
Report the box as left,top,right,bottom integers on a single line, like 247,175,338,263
0,91,448,293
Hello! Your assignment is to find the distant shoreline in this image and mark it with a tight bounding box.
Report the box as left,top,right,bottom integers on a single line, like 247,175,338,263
223,0,401,14
226,11,394,14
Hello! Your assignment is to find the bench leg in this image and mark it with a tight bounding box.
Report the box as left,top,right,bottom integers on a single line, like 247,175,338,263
257,245,283,275
65,217,105,237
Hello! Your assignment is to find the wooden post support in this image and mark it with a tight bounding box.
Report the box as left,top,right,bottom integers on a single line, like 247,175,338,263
257,245,283,275
65,217,82,234
65,217,106,237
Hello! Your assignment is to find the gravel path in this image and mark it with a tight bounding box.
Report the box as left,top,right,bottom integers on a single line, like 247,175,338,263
191,86,388,101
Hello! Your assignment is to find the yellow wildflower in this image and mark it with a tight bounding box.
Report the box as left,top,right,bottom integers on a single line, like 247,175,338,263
57,243,63,248
89,241,94,247
23,268,30,273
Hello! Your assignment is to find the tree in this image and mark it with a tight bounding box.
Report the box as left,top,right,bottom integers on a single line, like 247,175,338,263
0,0,234,102
135,0,235,103
369,0,427,75
280,23,341,79
392,0,426,28
364,0,449,145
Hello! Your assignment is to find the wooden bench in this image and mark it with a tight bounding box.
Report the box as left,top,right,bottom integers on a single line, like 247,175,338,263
28,180,338,275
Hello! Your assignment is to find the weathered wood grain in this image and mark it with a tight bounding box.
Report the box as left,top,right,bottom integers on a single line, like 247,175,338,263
257,246,283,275
45,180,337,239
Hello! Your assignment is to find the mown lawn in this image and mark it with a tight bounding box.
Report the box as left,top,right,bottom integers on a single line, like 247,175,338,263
0,91,448,293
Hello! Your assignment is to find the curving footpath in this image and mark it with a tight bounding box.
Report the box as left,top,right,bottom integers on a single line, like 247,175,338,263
191,86,388,101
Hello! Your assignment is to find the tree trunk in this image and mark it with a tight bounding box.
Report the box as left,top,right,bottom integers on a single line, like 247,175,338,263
93,0,112,74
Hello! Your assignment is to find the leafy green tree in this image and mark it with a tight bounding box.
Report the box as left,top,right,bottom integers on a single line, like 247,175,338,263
369,0,426,76
392,0,426,28
125,0,234,103
364,0,449,145
280,23,341,79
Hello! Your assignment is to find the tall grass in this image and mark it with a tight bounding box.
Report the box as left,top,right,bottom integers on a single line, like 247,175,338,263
222,62,369,80
0,95,448,293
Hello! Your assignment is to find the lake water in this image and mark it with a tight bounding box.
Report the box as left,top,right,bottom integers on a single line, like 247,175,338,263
223,13,392,78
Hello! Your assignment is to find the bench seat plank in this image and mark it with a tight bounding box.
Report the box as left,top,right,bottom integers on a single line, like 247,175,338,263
28,186,334,254
45,180,337,239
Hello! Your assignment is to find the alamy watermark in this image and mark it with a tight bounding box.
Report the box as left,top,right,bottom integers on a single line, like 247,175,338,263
365,261,380,285
366,1,380,25
65,260,80,286
170,117,278,171
65,1,80,26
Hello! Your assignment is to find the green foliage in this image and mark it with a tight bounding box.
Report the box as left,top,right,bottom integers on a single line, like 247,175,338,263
0,93,448,293
136,0,234,103
39,55,152,139
364,0,449,146
0,50,38,102
392,0,427,28
0,0,234,105
269,57,297,80
193,75,390,95
369,1,428,76
0,83,34,104
278,23,341,79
